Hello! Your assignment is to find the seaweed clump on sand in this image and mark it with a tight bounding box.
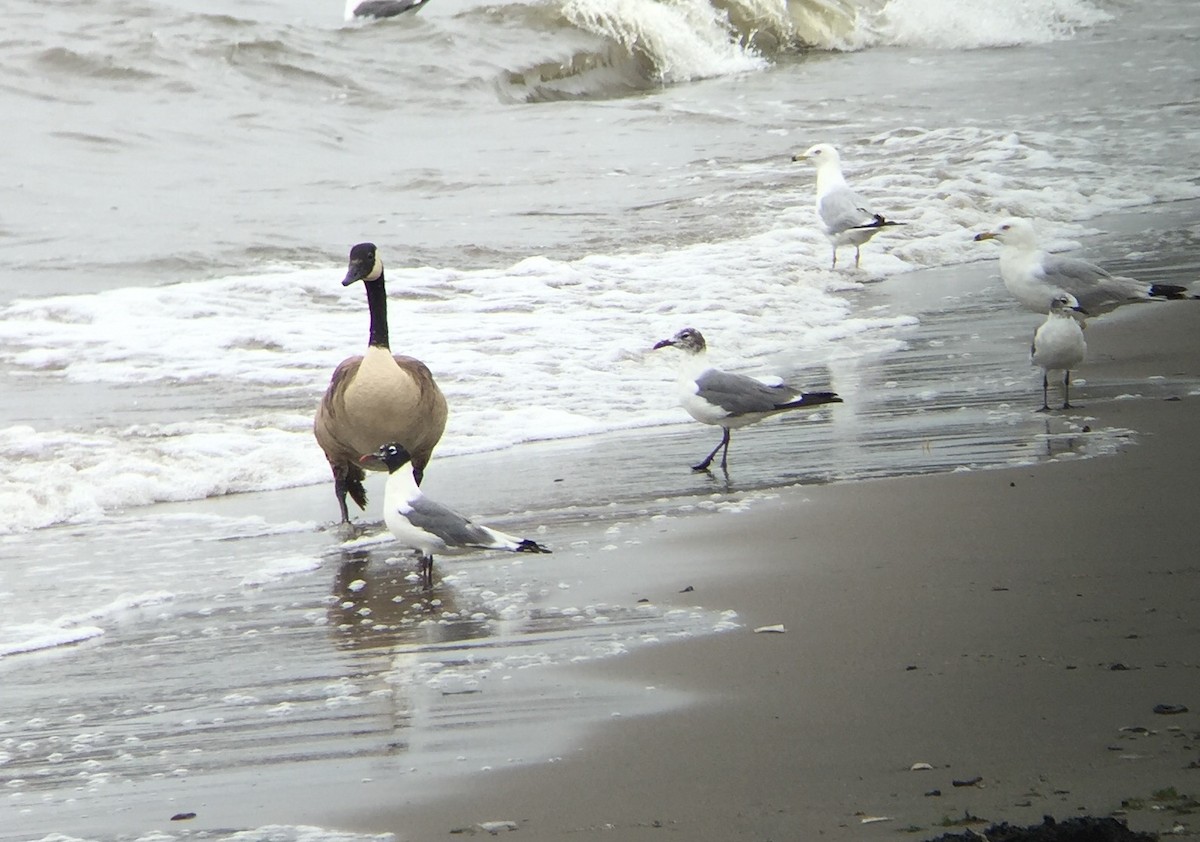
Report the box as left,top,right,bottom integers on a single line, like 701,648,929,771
926,815,1156,841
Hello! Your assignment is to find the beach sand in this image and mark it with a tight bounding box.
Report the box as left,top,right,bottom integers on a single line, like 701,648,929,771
332,302,1200,840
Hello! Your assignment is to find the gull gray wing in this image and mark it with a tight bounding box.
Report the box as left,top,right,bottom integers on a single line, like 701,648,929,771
818,186,876,235
695,369,799,416
1041,254,1147,312
404,496,497,548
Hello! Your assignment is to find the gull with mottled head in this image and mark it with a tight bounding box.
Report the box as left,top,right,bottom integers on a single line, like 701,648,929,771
652,328,841,472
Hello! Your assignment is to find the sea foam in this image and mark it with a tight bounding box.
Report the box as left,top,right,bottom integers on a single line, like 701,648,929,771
0,123,1197,534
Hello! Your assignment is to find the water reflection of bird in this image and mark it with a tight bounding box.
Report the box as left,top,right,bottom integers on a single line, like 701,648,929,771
360,443,550,588
328,550,479,650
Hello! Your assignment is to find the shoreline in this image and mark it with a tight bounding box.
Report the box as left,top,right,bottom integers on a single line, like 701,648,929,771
3,243,1198,842
336,302,1200,840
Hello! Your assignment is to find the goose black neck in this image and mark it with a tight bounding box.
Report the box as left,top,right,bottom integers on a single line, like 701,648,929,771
364,275,390,349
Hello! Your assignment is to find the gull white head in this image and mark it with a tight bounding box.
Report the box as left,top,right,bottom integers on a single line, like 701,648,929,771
652,327,707,356
974,217,1039,249
794,143,841,169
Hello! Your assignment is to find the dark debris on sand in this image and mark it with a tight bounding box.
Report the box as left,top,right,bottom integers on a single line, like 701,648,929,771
926,815,1156,842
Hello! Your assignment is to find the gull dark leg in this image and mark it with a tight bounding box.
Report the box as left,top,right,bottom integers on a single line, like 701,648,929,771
693,428,730,472
420,554,433,589
854,246,861,269
830,246,838,269
1062,370,1074,410
718,428,732,470
1037,372,1051,412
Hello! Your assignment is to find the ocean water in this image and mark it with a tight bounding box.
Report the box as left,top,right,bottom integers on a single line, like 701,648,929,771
1,0,1198,837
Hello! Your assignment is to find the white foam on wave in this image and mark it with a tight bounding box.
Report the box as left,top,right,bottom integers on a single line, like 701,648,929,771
774,0,1111,51
868,0,1112,50
1,124,1197,534
0,591,174,659
0,227,904,532
561,0,768,84
22,828,395,842
0,624,105,658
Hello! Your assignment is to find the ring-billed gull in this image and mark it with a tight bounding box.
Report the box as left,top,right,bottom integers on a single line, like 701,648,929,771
652,328,841,472
793,143,904,269
360,443,550,588
1030,293,1087,411
974,217,1190,316
315,243,448,524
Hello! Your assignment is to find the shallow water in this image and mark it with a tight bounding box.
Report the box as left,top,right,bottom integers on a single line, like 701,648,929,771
2,0,1199,837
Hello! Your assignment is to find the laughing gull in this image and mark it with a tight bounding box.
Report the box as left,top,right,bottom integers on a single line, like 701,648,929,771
1031,293,1087,411
652,328,842,472
346,0,432,20
974,217,1190,317
360,443,550,587
793,143,904,269
314,243,448,524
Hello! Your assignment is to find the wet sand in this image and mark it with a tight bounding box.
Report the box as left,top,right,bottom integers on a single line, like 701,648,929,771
336,302,1200,840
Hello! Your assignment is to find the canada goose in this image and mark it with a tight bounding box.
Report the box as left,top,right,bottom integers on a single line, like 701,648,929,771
1031,293,1087,411
975,217,1190,316
651,328,842,472
314,242,448,523
360,443,551,588
793,143,904,269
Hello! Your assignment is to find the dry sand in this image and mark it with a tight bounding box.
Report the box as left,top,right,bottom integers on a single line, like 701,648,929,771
335,303,1200,840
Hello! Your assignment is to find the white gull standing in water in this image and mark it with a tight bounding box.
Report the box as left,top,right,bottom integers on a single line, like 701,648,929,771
1030,293,1087,411
974,217,1190,317
360,443,550,588
652,328,841,472
793,143,904,269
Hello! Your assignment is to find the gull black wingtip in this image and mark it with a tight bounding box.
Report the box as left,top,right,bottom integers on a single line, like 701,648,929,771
850,213,904,231
516,539,551,554
784,391,842,409
1149,283,1191,300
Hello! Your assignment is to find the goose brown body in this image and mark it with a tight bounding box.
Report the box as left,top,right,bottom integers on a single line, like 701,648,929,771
314,243,448,523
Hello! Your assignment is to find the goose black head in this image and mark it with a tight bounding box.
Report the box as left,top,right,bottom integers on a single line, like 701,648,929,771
359,442,413,473
343,242,382,286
